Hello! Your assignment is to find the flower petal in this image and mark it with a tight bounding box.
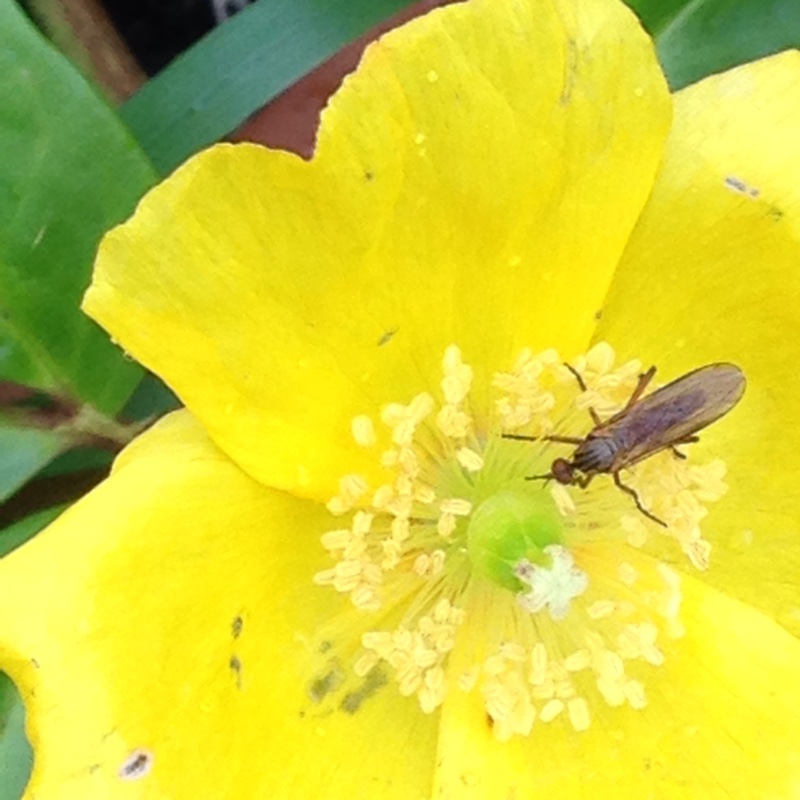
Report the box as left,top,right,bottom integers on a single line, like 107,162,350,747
0,411,436,798
435,561,800,797
85,0,670,499
595,52,800,633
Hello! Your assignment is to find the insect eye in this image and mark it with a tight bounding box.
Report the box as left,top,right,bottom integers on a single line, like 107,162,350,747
551,458,573,485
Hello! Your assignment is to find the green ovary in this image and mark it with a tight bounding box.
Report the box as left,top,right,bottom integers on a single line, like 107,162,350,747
466,490,563,590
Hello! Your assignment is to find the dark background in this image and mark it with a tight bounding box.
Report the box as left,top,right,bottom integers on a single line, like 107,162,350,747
101,0,243,74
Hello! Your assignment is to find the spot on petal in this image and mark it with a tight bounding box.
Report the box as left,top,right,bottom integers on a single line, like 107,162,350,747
119,749,153,781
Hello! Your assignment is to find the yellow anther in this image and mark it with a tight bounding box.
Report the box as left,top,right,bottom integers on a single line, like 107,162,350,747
372,484,394,509
398,446,419,476
499,642,527,662
352,511,373,536
312,568,336,586
530,642,548,684
458,667,480,692
362,630,393,655
327,474,369,515
381,540,402,570
414,484,437,505
442,345,473,405
456,447,484,472
351,415,377,447
567,697,591,731
564,649,592,672
380,449,399,468
391,517,410,543
618,562,638,585
351,586,381,611
437,405,472,438
624,679,648,709
320,528,351,551
409,392,436,421
587,600,616,619
621,514,649,547
539,698,564,723
430,549,446,575
440,498,472,516
353,650,380,677
437,513,457,538
685,538,712,570
597,675,626,706
484,655,508,675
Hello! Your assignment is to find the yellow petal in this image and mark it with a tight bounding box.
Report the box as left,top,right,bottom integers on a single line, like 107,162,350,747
435,560,800,798
0,411,436,799
85,0,670,499
595,52,800,634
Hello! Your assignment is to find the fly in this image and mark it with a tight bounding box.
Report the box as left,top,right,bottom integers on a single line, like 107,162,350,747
504,362,746,526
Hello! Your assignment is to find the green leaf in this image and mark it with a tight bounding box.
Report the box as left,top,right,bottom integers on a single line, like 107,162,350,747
0,423,69,504
38,446,111,478
121,0,417,174
626,0,690,32
0,504,64,558
627,0,800,90
0,0,157,415
0,672,32,800
121,372,180,422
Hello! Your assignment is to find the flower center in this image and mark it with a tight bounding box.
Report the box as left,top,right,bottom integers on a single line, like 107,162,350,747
310,343,729,738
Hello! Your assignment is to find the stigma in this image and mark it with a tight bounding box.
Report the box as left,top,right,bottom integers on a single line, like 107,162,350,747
311,343,729,738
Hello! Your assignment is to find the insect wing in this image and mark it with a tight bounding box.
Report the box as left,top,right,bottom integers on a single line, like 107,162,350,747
604,363,745,466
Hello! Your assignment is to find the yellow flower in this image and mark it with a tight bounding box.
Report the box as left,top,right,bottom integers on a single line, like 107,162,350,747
3,0,800,796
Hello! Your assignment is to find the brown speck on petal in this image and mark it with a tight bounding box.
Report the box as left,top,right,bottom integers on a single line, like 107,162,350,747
119,749,153,781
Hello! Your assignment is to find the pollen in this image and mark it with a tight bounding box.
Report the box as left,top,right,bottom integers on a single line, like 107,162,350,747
311,342,734,739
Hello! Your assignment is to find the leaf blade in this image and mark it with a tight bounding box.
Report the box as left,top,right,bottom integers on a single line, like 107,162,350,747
626,0,800,90
0,0,157,413
121,0,417,173
0,672,32,800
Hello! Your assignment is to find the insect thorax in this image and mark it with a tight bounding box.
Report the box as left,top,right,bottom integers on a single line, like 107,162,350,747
573,435,619,474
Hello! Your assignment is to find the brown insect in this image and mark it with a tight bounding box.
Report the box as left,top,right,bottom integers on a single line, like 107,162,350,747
504,362,746,526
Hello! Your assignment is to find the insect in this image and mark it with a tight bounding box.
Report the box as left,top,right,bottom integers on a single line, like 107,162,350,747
504,362,746,526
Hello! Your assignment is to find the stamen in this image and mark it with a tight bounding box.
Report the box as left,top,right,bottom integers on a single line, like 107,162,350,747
437,513,457,538
456,447,484,473
442,345,473,405
327,474,369,515
566,342,643,416
567,697,591,731
618,562,638,586
493,348,558,433
312,342,733,738
351,415,376,447
359,599,465,713
439,498,473,516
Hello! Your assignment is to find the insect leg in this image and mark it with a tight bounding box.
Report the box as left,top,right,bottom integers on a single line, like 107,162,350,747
502,432,538,442
670,434,700,460
575,473,595,489
524,473,553,482
563,363,602,426
612,472,667,527
622,366,657,411
543,434,586,445
563,363,589,392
